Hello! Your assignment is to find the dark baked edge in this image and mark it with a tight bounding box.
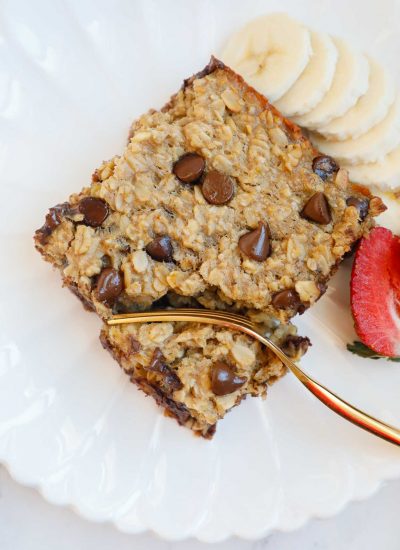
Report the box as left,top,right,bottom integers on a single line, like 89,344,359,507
182,56,226,89
99,328,217,438
68,281,96,312
163,55,311,150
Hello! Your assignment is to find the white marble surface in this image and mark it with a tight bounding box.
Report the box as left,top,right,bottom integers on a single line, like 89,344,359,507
0,465,399,549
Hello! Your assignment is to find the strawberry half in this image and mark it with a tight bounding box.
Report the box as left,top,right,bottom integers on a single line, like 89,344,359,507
351,226,400,358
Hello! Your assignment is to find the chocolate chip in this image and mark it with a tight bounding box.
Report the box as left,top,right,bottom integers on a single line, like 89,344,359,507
297,304,308,315
35,202,70,244
173,153,205,183
79,197,109,227
210,361,247,396
130,336,141,354
283,335,311,358
238,222,271,261
201,170,234,205
312,155,339,180
147,348,183,391
146,235,173,262
45,207,64,231
301,192,332,224
272,289,301,309
148,348,165,371
95,267,124,303
346,196,370,221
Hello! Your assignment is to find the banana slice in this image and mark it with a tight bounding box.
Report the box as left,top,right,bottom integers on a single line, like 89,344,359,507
310,95,400,165
294,38,369,129
345,145,400,190
275,32,338,117
317,59,395,140
221,13,312,102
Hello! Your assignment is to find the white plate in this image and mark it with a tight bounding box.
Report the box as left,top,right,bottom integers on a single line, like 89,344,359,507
1,0,400,542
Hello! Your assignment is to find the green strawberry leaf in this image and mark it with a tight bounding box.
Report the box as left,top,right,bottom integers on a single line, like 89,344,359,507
347,341,400,362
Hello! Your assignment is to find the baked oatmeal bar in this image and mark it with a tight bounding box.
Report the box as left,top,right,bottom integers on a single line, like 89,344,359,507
100,318,309,437
34,57,384,436
35,57,384,321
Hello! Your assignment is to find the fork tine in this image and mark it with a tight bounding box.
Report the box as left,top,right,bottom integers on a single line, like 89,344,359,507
164,309,255,326
107,310,255,332
110,308,250,320
108,309,255,329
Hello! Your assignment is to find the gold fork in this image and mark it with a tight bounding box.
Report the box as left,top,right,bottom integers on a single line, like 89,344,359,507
108,308,400,447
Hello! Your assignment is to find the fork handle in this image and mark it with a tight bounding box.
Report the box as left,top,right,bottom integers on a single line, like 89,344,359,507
256,333,400,447
295,363,400,446
108,311,400,447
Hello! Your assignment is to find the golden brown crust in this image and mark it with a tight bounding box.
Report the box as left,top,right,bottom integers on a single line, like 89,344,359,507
176,56,310,149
